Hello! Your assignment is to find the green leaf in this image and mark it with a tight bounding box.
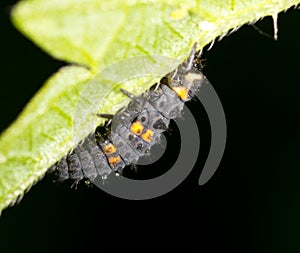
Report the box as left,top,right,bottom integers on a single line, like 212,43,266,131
0,0,298,214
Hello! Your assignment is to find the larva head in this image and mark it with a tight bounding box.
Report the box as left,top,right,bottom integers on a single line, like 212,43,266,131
167,43,204,102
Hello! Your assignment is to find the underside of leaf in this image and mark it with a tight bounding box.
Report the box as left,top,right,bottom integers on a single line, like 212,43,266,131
0,0,299,214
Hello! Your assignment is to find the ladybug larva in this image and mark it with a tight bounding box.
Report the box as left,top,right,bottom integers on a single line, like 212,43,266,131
50,43,207,185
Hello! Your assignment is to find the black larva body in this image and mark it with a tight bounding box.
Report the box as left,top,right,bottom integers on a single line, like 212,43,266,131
55,132,113,182
50,44,206,185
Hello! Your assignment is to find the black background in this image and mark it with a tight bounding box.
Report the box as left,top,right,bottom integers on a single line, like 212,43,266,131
0,1,299,252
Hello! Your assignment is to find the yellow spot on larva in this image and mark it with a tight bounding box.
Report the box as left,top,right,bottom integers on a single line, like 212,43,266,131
171,86,189,101
104,143,116,154
109,156,121,166
171,9,188,20
130,121,144,135
141,129,154,143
